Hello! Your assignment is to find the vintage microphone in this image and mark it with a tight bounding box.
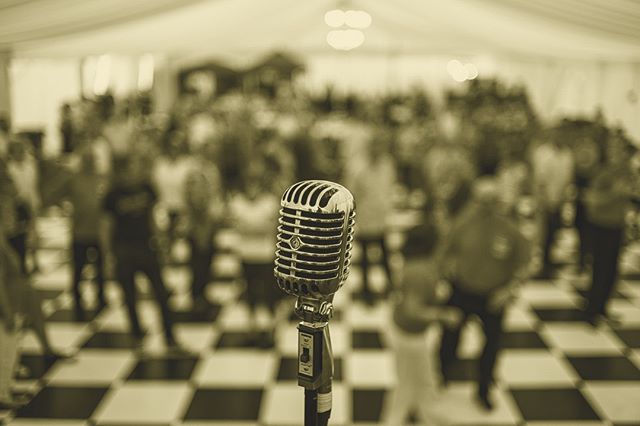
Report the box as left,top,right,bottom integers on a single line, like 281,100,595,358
274,180,355,426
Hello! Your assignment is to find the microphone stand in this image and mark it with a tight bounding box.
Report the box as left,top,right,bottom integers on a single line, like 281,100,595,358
295,297,335,426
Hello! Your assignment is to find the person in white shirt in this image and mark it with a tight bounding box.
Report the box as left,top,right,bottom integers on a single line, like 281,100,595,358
230,160,281,347
348,132,397,305
152,131,193,254
7,137,40,274
531,135,574,278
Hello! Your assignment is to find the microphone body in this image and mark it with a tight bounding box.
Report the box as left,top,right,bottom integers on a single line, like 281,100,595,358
274,180,355,322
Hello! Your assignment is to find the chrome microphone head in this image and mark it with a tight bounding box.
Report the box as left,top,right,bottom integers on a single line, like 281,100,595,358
274,180,356,305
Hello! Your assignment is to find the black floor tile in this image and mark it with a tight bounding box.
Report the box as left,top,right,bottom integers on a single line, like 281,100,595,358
510,388,600,421
352,331,385,349
36,289,64,301
215,331,274,349
17,354,59,380
576,288,626,300
15,387,107,419
82,331,144,349
277,357,343,381
183,388,262,420
352,389,386,422
614,329,640,348
127,356,198,381
567,356,640,381
444,359,478,381
171,306,221,323
534,308,588,322
47,307,101,323
500,331,548,349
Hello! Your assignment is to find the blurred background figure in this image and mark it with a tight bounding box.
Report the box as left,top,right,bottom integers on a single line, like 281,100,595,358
185,143,225,315
6,136,40,274
103,154,182,351
152,130,192,259
439,167,531,411
230,159,281,347
68,150,108,318
384,218,460,426
349,129,397,304
59,103,74,155
583,133,639,325
531,132,574,279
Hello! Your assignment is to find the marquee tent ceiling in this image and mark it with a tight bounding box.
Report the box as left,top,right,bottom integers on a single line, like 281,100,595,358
1,0,640,63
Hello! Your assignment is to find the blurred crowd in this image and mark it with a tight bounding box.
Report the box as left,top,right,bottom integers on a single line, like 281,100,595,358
0,77,639,416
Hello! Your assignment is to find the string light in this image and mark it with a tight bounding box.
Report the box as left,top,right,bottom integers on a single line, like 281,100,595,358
324,8,371,50
447,59,479,82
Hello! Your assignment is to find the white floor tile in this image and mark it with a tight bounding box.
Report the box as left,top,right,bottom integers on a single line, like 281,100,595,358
193,351,277,386
46,350,134,385
345,351,395,388
430,383,521,424
540,323,625,355
582,382,640,422
496,350,578,387
93,382,192,423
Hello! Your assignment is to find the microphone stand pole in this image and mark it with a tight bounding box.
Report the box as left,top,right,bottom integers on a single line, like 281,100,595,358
295,297,334,426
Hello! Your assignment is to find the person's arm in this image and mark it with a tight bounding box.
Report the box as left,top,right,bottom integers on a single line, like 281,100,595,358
0,262,15,331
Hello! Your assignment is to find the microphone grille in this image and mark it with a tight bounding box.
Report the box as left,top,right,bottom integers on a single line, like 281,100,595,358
275,180,355,298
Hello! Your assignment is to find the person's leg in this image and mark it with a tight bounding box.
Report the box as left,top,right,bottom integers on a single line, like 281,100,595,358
477,302,505,409
586,224,607,320
22,284,57,355
140,251,177,346
8,233,27,275
114,251,143,337
359,238,373,303
541,210,561,275
384,327,424,426
599,227,624,318
91,242,107,308
0,325,19,405
242,262,260,337
575,200,592,272
439,288,469,385
190,238,213,306
71,241,88,314
378,235,394,295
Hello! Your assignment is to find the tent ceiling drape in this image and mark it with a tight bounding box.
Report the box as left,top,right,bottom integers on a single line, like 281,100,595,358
1,0,639,63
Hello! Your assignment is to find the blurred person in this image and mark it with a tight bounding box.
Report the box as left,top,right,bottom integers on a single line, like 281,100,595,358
531,134,574,279
103,155,183,351
349,130,397,304
60,103,74,154
69,150,108,318
0,159,65,360
572,132,602,273
6,137,40,274
496,148,529,216
0,115,9,159
184,144,225,314
423,144,475,234
384,220,461,426
0,174,21,410
230,160,281,347
582,135,638,325
438,167,531,411
152,130,192,255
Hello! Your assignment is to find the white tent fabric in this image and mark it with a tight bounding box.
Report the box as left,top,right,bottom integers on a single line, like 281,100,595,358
2,0,639,61
2,0,640,152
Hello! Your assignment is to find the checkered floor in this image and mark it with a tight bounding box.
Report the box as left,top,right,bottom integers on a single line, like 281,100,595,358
2,208,640,426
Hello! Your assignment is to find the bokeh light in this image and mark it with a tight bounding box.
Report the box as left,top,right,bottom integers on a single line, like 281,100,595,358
326,29,365,51
344,10,372,29
324,9,345,27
